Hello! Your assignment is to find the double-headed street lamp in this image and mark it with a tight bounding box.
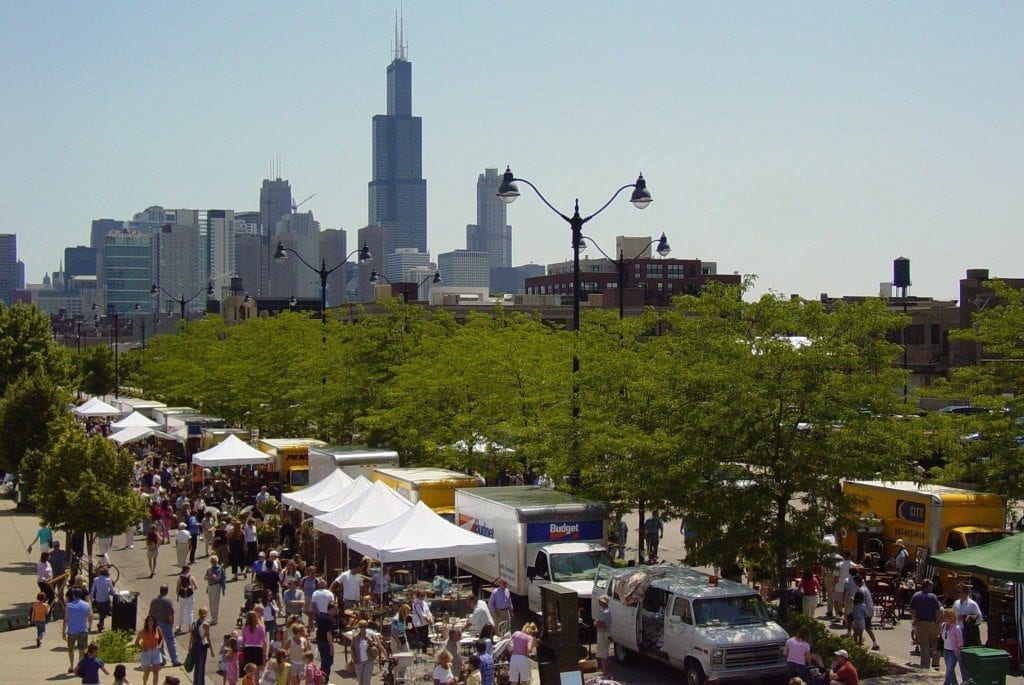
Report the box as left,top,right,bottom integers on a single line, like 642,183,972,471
369,269,442,303
580,233,671,319
150,282,214,325
274,243,372,324
497,166,652,487
93,302,139,399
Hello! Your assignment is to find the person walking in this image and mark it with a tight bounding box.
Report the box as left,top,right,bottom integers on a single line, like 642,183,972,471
27,521,54,555
187,510,201,564
146,525,161,578
78,641,109,684
176,566,197,633
953,584,983,648
785,626,812,682
798,569,819,618
148,585,180,667
62,587,93,674
134,615,165,685
908,579,943,670
36,551,56,605
285,623,311,685
643,511,664,558
487,578,513,633
175,523,191,568
188,606,214,685
240,610,267,670
411,589,433,653
89,565,116,632
595,595,612,678
351,620,379,685
228,524,246,580
941,607,966,685
204,555,226,625
243,518,258,567
314,602,337,680
31,591,50,648
508,623,537,685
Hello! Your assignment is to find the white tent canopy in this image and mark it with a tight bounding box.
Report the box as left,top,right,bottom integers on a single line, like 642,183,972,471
313,480,412,540
280,469,354,511
298,476,372,517
191,434,273,468
108,425,179,446
73,397,123,417
110,411,160,430
347,500,499,563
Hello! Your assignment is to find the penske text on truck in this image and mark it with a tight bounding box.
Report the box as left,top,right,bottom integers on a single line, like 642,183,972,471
257,438,327,492
454,486,610,617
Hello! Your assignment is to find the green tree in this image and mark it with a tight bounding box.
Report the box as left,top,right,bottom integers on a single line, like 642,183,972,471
78,344,116,397
618,285,918,620
0,371,77,476
932,280,1024,499
30,430,145,558
0,302,72,395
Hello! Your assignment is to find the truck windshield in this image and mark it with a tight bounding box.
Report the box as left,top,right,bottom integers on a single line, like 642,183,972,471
550,551,613,582
693,595,770,626
965,531,1010,547
290,470,309,487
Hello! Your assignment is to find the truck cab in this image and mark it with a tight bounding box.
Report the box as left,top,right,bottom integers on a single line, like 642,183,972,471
526,542,611,617
592,564,788,685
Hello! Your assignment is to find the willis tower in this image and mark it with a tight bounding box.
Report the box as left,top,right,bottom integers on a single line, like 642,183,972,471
368,16,427,254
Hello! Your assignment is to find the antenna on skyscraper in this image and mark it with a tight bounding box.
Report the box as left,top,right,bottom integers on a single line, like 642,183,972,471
393,7,407,61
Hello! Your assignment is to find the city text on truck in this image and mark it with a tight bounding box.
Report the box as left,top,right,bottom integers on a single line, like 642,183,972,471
454,486,610,618
593,563,789,685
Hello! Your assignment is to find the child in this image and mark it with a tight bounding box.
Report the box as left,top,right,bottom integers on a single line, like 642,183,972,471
465,655,482,685
258,652,279,685
77,642,109,684
302,651,324,685
269,627,286,655
851,591,870,646
113,663,132,684
222,645,239,685
240,663,259,685
217,634,231,678
31,591,49,648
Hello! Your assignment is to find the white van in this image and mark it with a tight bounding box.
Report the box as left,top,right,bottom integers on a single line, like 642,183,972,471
592,564,789,685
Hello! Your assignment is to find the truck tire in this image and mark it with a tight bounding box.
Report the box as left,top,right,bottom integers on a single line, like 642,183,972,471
684,659,705,685
613,641,634,666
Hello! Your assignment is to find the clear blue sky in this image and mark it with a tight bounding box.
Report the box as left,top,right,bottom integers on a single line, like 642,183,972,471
2,2,1021,300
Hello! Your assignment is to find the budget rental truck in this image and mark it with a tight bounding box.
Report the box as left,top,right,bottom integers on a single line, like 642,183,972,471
841,480,1008,591
455,486,611,618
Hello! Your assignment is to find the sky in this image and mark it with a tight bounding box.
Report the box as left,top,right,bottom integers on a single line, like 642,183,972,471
1,2,1021,301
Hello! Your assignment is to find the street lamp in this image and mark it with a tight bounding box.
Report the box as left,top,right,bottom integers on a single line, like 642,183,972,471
102,303,139,399
579,233,671,319
368,270,442,303
274,243,371,325
893,256,911,403
150,282,214,325
497,166,651,489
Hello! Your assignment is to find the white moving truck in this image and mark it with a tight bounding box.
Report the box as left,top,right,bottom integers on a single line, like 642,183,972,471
455,486,610,617
593,563,789,685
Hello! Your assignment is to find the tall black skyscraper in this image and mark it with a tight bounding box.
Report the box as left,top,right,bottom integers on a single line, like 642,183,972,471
368,17,427,254
260,176,292,236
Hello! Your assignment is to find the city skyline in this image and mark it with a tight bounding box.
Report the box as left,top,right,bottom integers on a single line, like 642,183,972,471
2,3,1021,301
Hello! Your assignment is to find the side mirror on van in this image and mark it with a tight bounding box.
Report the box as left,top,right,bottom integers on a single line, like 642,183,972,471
668,614,681,623
526,567,535,579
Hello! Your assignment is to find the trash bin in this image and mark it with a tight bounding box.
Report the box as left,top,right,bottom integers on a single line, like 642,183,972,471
961,646,1012,685
110,591,139,632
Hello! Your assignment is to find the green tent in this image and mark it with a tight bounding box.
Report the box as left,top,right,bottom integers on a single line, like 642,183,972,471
929,533,1024,582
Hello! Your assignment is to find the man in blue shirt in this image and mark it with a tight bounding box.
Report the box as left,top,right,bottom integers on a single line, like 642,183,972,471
62,588,93,673
89,566,116,631
187,511,201,564
908,579,943,669
476,640,495,685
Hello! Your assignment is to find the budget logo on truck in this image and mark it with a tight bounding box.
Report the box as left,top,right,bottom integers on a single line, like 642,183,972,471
896,499,926,524
457,514,495,539
526,520,604,543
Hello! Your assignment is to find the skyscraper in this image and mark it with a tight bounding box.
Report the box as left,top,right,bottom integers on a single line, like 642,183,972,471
64,246,96,281
356,224,387,302
103,230,155,313
438,250,490,290
155,223,203,314
0,234,18,305
368,18,427,255
466,168,512,269
318,228,348,306
274,211,320,298
260,178,292,236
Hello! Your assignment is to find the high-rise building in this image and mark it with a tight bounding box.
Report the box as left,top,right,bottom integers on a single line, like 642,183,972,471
490,264,546,295
64,246,96,282
318,228,348,306
466,168,512,270
103,230,155,313
260,178,292,236
154,223,203,315
235,234,270,299
356,225,387,302
368,20,427,255
274,212,320,299
0,234,18,304
386,248,430,283
207,210,245,298
437,250,490,290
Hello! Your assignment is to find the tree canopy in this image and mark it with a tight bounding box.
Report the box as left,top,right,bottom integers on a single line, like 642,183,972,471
0,302,72,396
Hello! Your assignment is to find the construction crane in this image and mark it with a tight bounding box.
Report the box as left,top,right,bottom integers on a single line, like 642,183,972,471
292,194,316,212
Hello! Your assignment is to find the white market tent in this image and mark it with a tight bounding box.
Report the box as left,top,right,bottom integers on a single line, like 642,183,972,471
348,500,498,563
313,480,412,540
280,469,354,512
299,476,372,517
191,434,273,468
73,397,123,417
110,411,160,430
108,425,179,445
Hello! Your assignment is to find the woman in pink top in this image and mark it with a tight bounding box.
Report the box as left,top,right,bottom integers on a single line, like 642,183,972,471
941,607,965,685
784,626,812,682
240,610,267,669
509,622,537,685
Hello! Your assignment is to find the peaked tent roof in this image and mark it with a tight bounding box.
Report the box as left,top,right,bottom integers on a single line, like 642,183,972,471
111,411,160,430
191,434,273,467
297,476,372,517
347,500,498,563
73,397,123,417
929,533,1024,582
108,425,179,445
281,469,354,511
312,480,412,540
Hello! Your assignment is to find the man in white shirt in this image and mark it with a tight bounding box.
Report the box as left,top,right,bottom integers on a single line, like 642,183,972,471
953,584,984,647
411,589,432,653
254,486,272,504
832,550,854,623
310,579,336,614
466,592,494,633
335,564,364,610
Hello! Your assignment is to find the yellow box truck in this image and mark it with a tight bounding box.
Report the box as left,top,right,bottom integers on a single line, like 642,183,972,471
371,467,481,521
257,438,327,491
841,480,1008,589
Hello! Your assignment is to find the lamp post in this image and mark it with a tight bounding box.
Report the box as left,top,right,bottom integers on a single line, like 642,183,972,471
274,243,372,325
368,269,442,303
893,256,911,403
497,166,652,487
75,318,84,399
150,282,214,327
579,234,671,319
95,302,139,399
